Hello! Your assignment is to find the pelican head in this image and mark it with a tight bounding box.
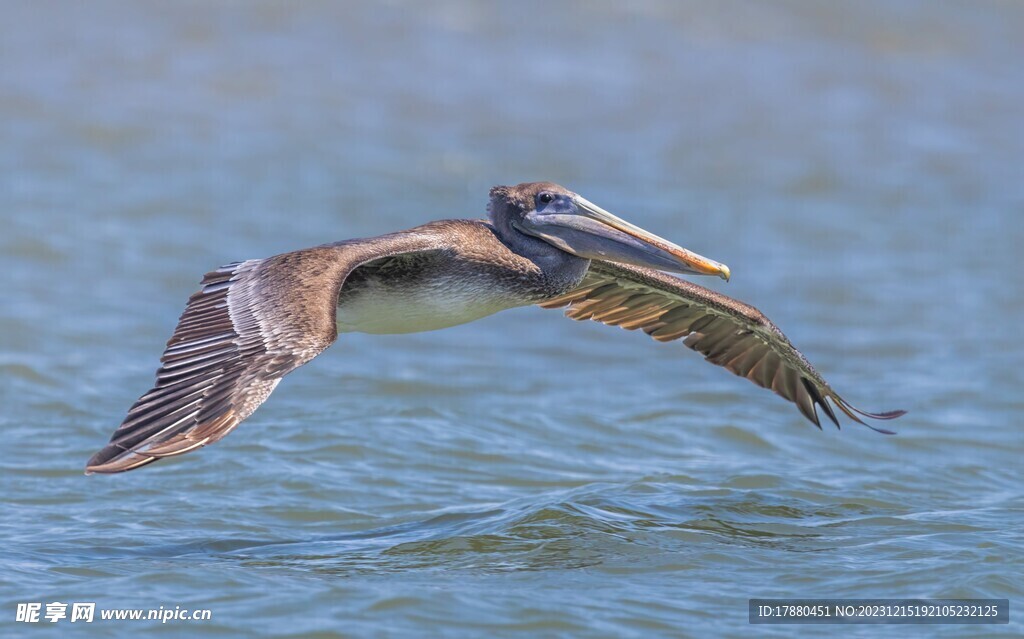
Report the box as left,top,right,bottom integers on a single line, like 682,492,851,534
488,182,730,280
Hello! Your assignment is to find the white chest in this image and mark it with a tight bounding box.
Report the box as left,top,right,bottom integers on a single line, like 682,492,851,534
336,275,525,335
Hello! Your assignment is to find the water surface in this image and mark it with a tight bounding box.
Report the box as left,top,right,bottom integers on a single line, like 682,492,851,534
1,1,1021,636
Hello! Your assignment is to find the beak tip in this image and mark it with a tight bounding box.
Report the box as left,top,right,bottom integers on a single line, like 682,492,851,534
720,264,731,282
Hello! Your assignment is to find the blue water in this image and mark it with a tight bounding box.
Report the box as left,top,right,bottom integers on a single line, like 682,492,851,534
1,1,1021,637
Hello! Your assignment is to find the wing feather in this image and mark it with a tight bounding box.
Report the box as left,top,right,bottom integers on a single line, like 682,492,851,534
539,261,904,432
86,232,447,474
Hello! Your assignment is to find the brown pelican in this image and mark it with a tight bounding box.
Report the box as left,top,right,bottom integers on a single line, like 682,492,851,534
86,182,904,474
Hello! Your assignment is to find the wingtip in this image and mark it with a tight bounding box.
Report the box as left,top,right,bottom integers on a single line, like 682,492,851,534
84,453,102,475
864,408,907,420
832,397,905,434
859,408,903,435
820,397,841,430
84,446,159,474
84,448,114,474
871,425,898,435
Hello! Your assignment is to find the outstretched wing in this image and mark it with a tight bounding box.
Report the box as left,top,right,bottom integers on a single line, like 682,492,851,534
86,235,445,474
538,261,904,431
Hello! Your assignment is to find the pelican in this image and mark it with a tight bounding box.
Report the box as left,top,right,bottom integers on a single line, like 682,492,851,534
86,182,904,474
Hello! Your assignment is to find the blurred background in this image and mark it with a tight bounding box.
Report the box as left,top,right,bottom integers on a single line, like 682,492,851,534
1,1,1021,637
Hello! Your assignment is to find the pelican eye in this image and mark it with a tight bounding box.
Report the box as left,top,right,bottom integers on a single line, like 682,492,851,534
538,192,554,205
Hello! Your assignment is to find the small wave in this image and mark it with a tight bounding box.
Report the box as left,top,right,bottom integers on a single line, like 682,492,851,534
195,477,945,575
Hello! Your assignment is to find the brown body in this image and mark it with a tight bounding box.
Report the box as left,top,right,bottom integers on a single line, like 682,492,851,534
86,183,902,474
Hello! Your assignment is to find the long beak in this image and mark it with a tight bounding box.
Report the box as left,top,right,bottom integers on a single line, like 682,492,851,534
519,195,731,280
